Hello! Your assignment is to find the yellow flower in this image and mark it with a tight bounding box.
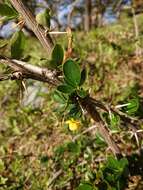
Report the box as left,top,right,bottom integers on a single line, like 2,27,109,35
66,118,81,131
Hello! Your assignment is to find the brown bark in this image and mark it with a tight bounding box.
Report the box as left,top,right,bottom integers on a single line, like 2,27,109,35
79,96,122,156
84,0,92,32
0,56,59,85
10,0,54,55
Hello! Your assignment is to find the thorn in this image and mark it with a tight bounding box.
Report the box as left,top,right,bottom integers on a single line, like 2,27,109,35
12,19,25,30
48,31,67,34
134,133,140,147
128,129,143,147
22,80,28,95
115,103,130,109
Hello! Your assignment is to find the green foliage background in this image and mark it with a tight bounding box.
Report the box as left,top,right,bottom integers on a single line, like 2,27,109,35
0,12,143,190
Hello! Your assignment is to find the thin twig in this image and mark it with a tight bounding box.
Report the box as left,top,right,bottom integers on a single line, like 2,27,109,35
72,125,97,142
49,31,67,34
90,97,140,126
115,103,130,109
78,96,122,156
47,169,63,188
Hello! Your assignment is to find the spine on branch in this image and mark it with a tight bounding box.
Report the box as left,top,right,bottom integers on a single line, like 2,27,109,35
0,56,59,85
10,0,54,55
79,96,122,157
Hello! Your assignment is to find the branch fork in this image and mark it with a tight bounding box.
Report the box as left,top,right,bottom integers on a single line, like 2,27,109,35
0,0,124,156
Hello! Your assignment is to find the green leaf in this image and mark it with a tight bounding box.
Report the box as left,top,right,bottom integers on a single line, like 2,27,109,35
52,90,67,104
11,31,26,59
51,44,64,67
57,84,75,94
106,156,120,171
10,159,21,175
0,40,7,49
67,142,81,154
36,8,51,28
0,159,5,172
79,68,87,86
77,89,88,98
119,158,128,169
126,98,139,115
77,183,93,190
40,155,49,164
110,113,120,131
54,145,66,158
68,104,82,119
0,3,18,20
95,133,106,147
63,59,81,87
106,156,128,172
0,176,8,185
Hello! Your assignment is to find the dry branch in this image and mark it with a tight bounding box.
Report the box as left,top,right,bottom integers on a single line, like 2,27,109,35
10,0,54,55
79,96,122,156
0,56,59,85
0,56,122,155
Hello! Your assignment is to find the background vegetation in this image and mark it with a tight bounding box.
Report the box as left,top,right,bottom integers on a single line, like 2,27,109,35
0,0,143,189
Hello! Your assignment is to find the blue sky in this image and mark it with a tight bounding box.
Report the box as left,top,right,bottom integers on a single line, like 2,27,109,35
0,0,131,37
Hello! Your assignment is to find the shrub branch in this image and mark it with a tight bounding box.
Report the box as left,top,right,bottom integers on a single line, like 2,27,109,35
0,56,59,85
0,0,122,156
79,96,122,156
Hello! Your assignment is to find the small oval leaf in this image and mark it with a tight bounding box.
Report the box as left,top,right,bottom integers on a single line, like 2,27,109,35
126,98,139,115
63,59,81,87
11,31,26,59
110,113,120,131
0,159,5,172
51,44,64,67
57,84,75,94
77,89,88,98
0,3,18,20
36,8,51,28
79,68,87,86
53,90,67,104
